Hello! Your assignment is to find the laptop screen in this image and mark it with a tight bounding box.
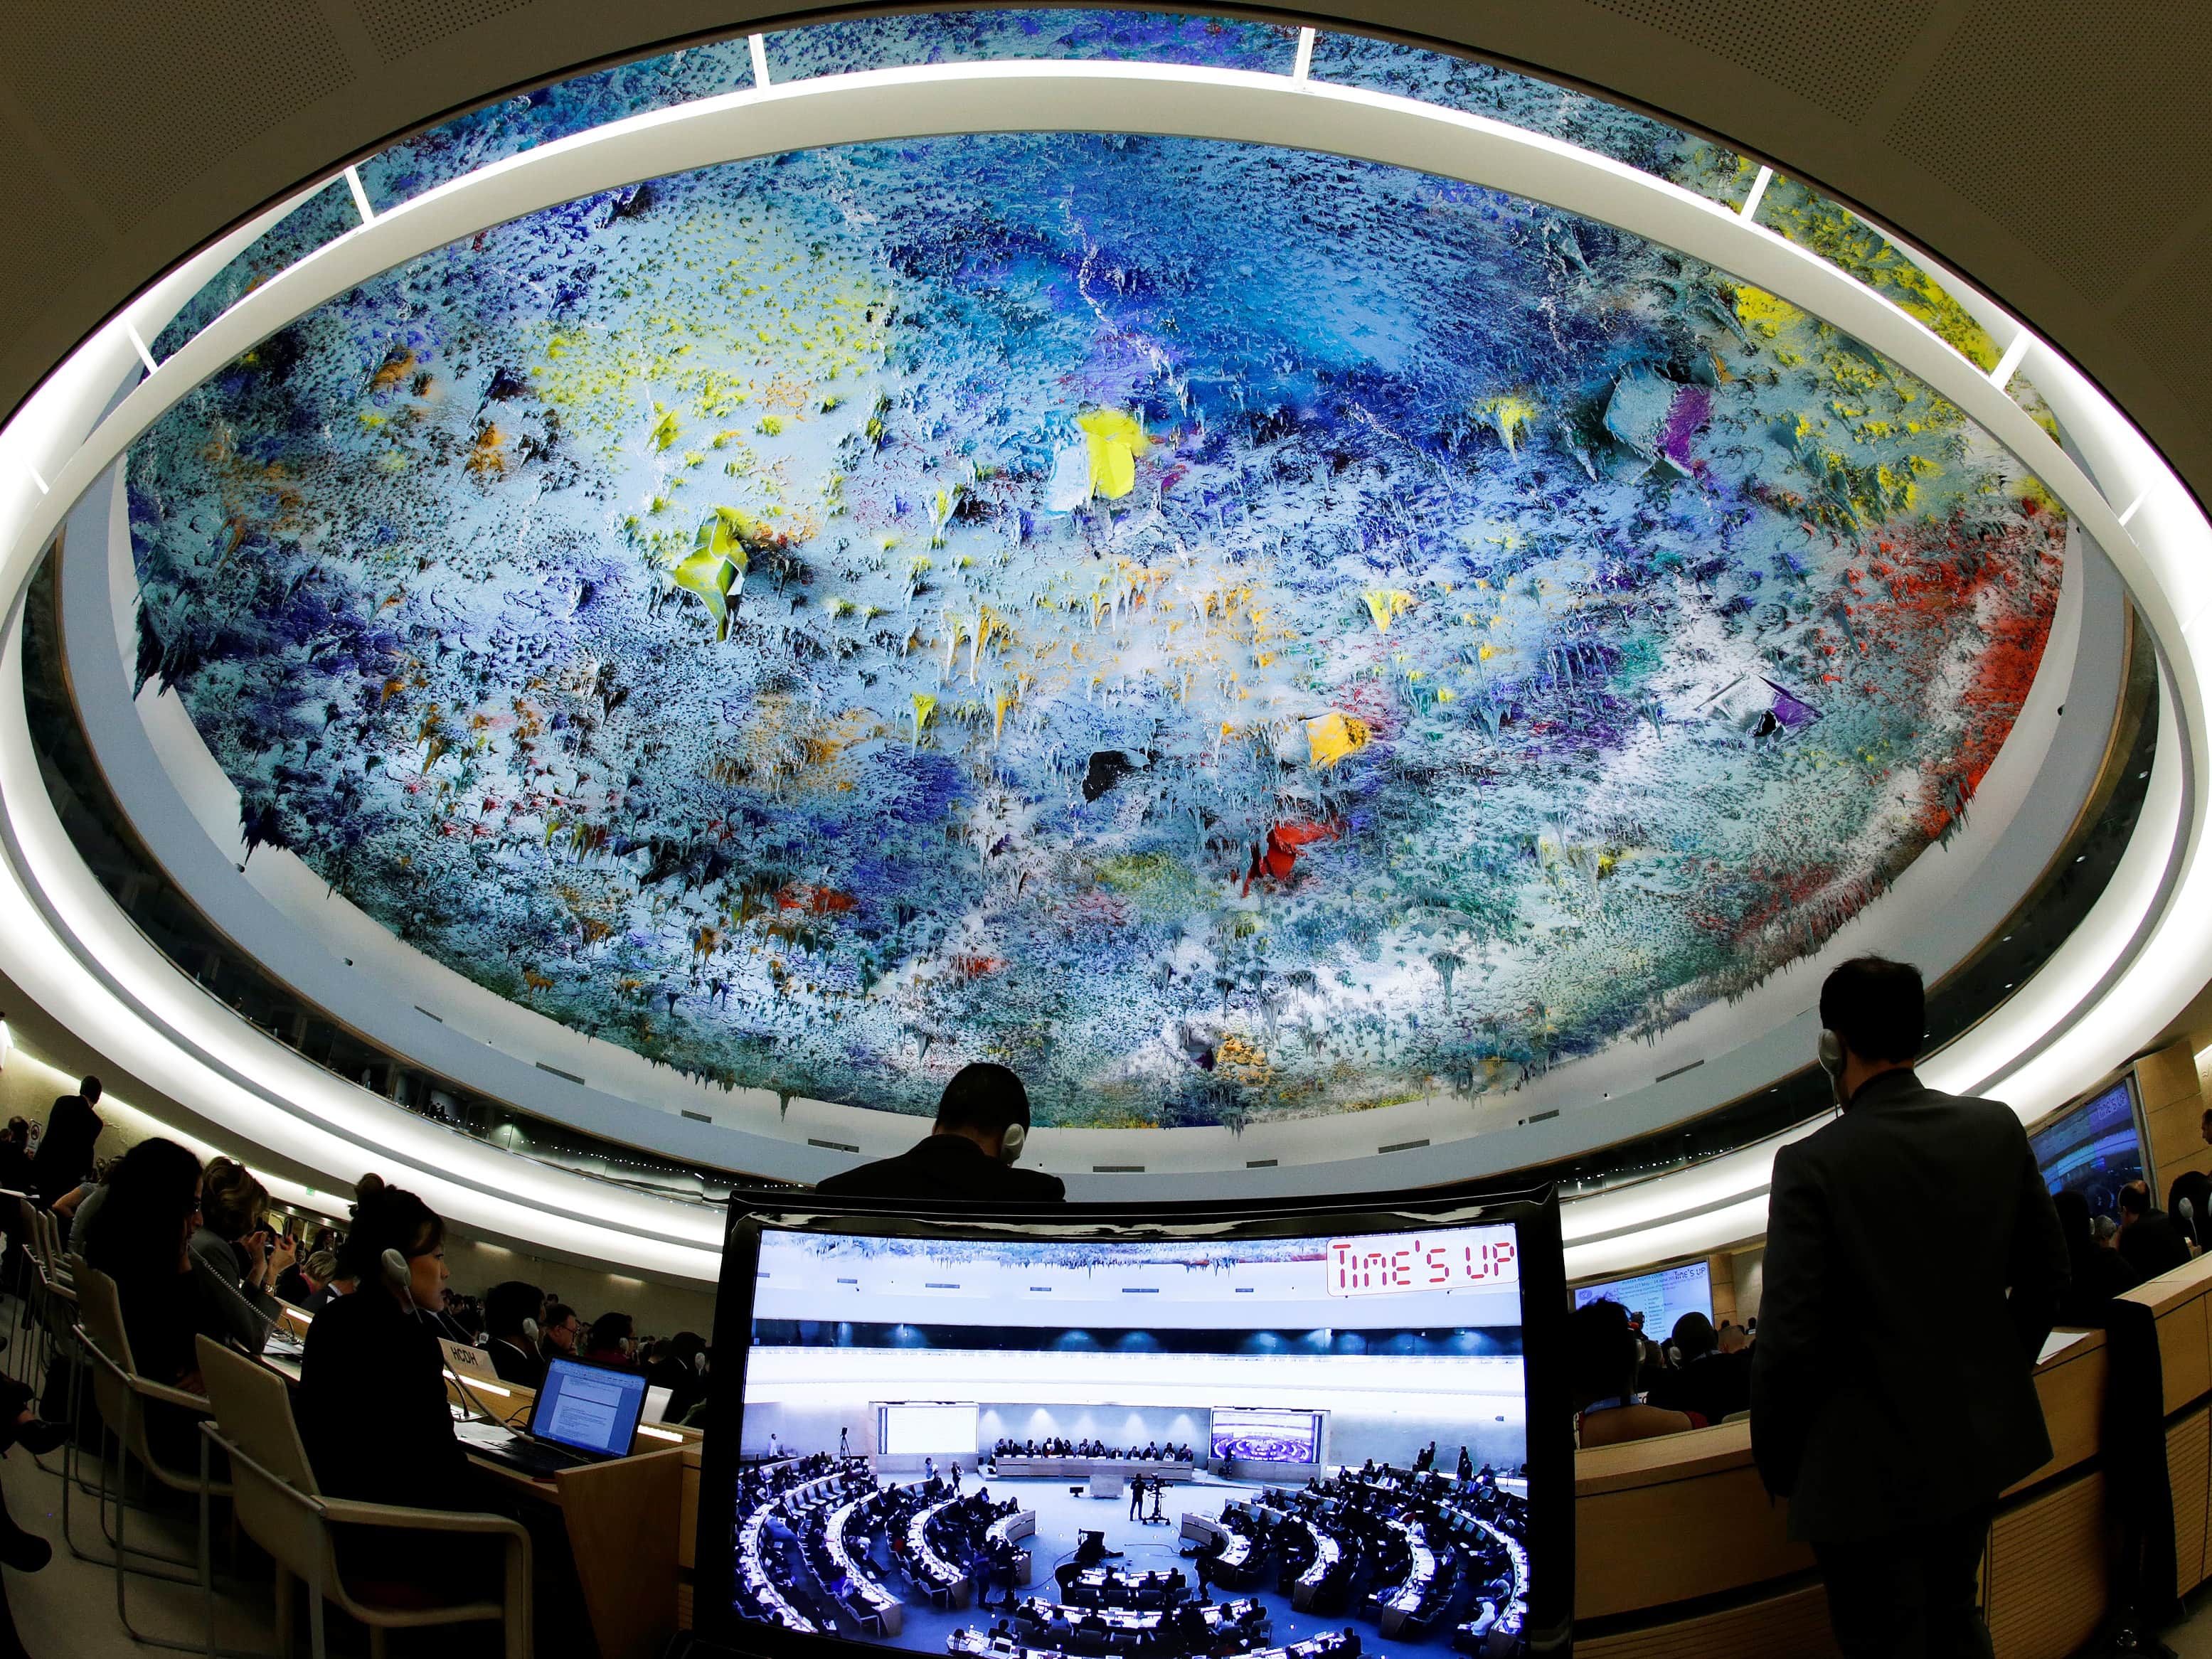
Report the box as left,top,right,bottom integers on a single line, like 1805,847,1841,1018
529,1357,649,1458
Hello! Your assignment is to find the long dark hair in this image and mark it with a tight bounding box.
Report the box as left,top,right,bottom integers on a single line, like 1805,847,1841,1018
84,1138,202,1284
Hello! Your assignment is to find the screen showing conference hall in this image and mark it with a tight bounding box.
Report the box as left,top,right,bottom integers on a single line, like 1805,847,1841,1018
718,1215,1537,1659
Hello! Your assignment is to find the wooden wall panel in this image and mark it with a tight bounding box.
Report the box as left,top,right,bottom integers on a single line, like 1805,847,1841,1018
1708,1252,1739,1328
1577,1583,1838,1659
2138,1040,2208,1195
2171,1409,2211,1597
1986,1473,2107,1659
681,1453,701,1571
2159,1296,2212,1414
1575,1461,1813,1618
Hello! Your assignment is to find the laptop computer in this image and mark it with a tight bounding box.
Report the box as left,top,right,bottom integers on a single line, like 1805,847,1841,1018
645,1384,674,1425
459,1355,649,1478
440,1338,501,1385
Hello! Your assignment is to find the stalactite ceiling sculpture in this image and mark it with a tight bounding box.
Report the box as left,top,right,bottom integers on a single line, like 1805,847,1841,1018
127,14,2063,1129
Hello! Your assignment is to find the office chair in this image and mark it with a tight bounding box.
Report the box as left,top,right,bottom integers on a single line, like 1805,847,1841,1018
195,1335,531,1659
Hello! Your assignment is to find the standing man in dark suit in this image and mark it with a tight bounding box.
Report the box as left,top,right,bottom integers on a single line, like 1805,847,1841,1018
814,1063,1064,1201
32,1076,103,1205
1753,958,2067,1658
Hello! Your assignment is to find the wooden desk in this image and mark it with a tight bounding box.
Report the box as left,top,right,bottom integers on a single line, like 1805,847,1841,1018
443,1372,687,1659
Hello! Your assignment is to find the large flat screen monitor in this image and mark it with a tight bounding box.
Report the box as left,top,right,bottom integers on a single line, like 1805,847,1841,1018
1570,1260,1713,1338
2032,1077,2146,1222
696,1188,1569,1659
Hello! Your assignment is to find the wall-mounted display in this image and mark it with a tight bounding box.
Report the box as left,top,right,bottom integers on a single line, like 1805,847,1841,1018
1571,1261,1713,1334
2033,1077,2144,1221
126,126,2063,1129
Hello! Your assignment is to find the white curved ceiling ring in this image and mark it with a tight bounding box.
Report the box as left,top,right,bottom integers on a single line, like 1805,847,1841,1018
0,60,2204,1278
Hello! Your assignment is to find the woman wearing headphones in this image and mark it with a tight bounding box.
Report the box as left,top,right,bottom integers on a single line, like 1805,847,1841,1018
295,1177,489,1586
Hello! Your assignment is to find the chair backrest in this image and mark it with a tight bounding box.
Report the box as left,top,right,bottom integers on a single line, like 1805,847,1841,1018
195,1335,331,1588
26,1204,53,1275
68,1259,144,1444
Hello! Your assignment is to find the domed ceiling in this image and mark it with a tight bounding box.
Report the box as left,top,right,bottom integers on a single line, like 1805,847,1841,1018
123,26,2064,1133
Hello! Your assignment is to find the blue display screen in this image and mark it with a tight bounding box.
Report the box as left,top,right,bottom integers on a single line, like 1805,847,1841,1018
2033,1079,2145,1221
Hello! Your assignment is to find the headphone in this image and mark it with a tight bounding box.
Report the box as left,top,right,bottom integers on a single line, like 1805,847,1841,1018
999,1121,1026,1164
521,1316,541,1343
1817,1029,1848,1106
381,1247,432,1313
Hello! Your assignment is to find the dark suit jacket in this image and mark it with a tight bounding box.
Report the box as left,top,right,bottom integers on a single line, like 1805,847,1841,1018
32,1094,102,1203
813,1132,1066,1201
489,1335,546,1389
1750,1069,2068,1542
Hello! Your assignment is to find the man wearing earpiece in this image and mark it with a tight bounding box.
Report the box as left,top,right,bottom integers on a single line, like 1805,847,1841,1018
814,1062,1065,1200
484,1279,547,1389
1753,956,2068,1659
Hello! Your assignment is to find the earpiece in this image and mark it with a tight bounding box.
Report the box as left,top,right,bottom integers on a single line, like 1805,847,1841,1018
381,1247,411,1293
1817,1029,1847,1106
521,1317,540,1343
999,1121,1027,1164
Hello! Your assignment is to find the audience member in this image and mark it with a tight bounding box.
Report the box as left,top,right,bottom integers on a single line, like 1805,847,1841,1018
273,1248,330,1308
581,1312,637,1369
2171,1170,2212,1253
295,1176,492,1586
1753,956,2065,1659
540,1302,582,1360
0,1119,30,1195
2116,1180,2192,1281
644,1330,708,1421
193,1156,288,1352
814,1062,1065,1200
1571,1298,1701,1445
484,1280,547,1387
82,1138,230,1463
299,1253,352,1312
2052,1190,2141,1324
32,1075,103,1205
1654,1311,1750,1424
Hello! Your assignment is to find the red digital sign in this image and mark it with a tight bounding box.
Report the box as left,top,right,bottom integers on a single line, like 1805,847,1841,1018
1326,1228,1519,1296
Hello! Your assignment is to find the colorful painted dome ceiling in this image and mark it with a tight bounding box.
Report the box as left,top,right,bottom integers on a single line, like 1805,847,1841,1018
127,127,2062,1127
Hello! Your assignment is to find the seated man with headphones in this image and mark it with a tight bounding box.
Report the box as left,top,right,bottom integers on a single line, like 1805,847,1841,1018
814,1062,1065,1200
